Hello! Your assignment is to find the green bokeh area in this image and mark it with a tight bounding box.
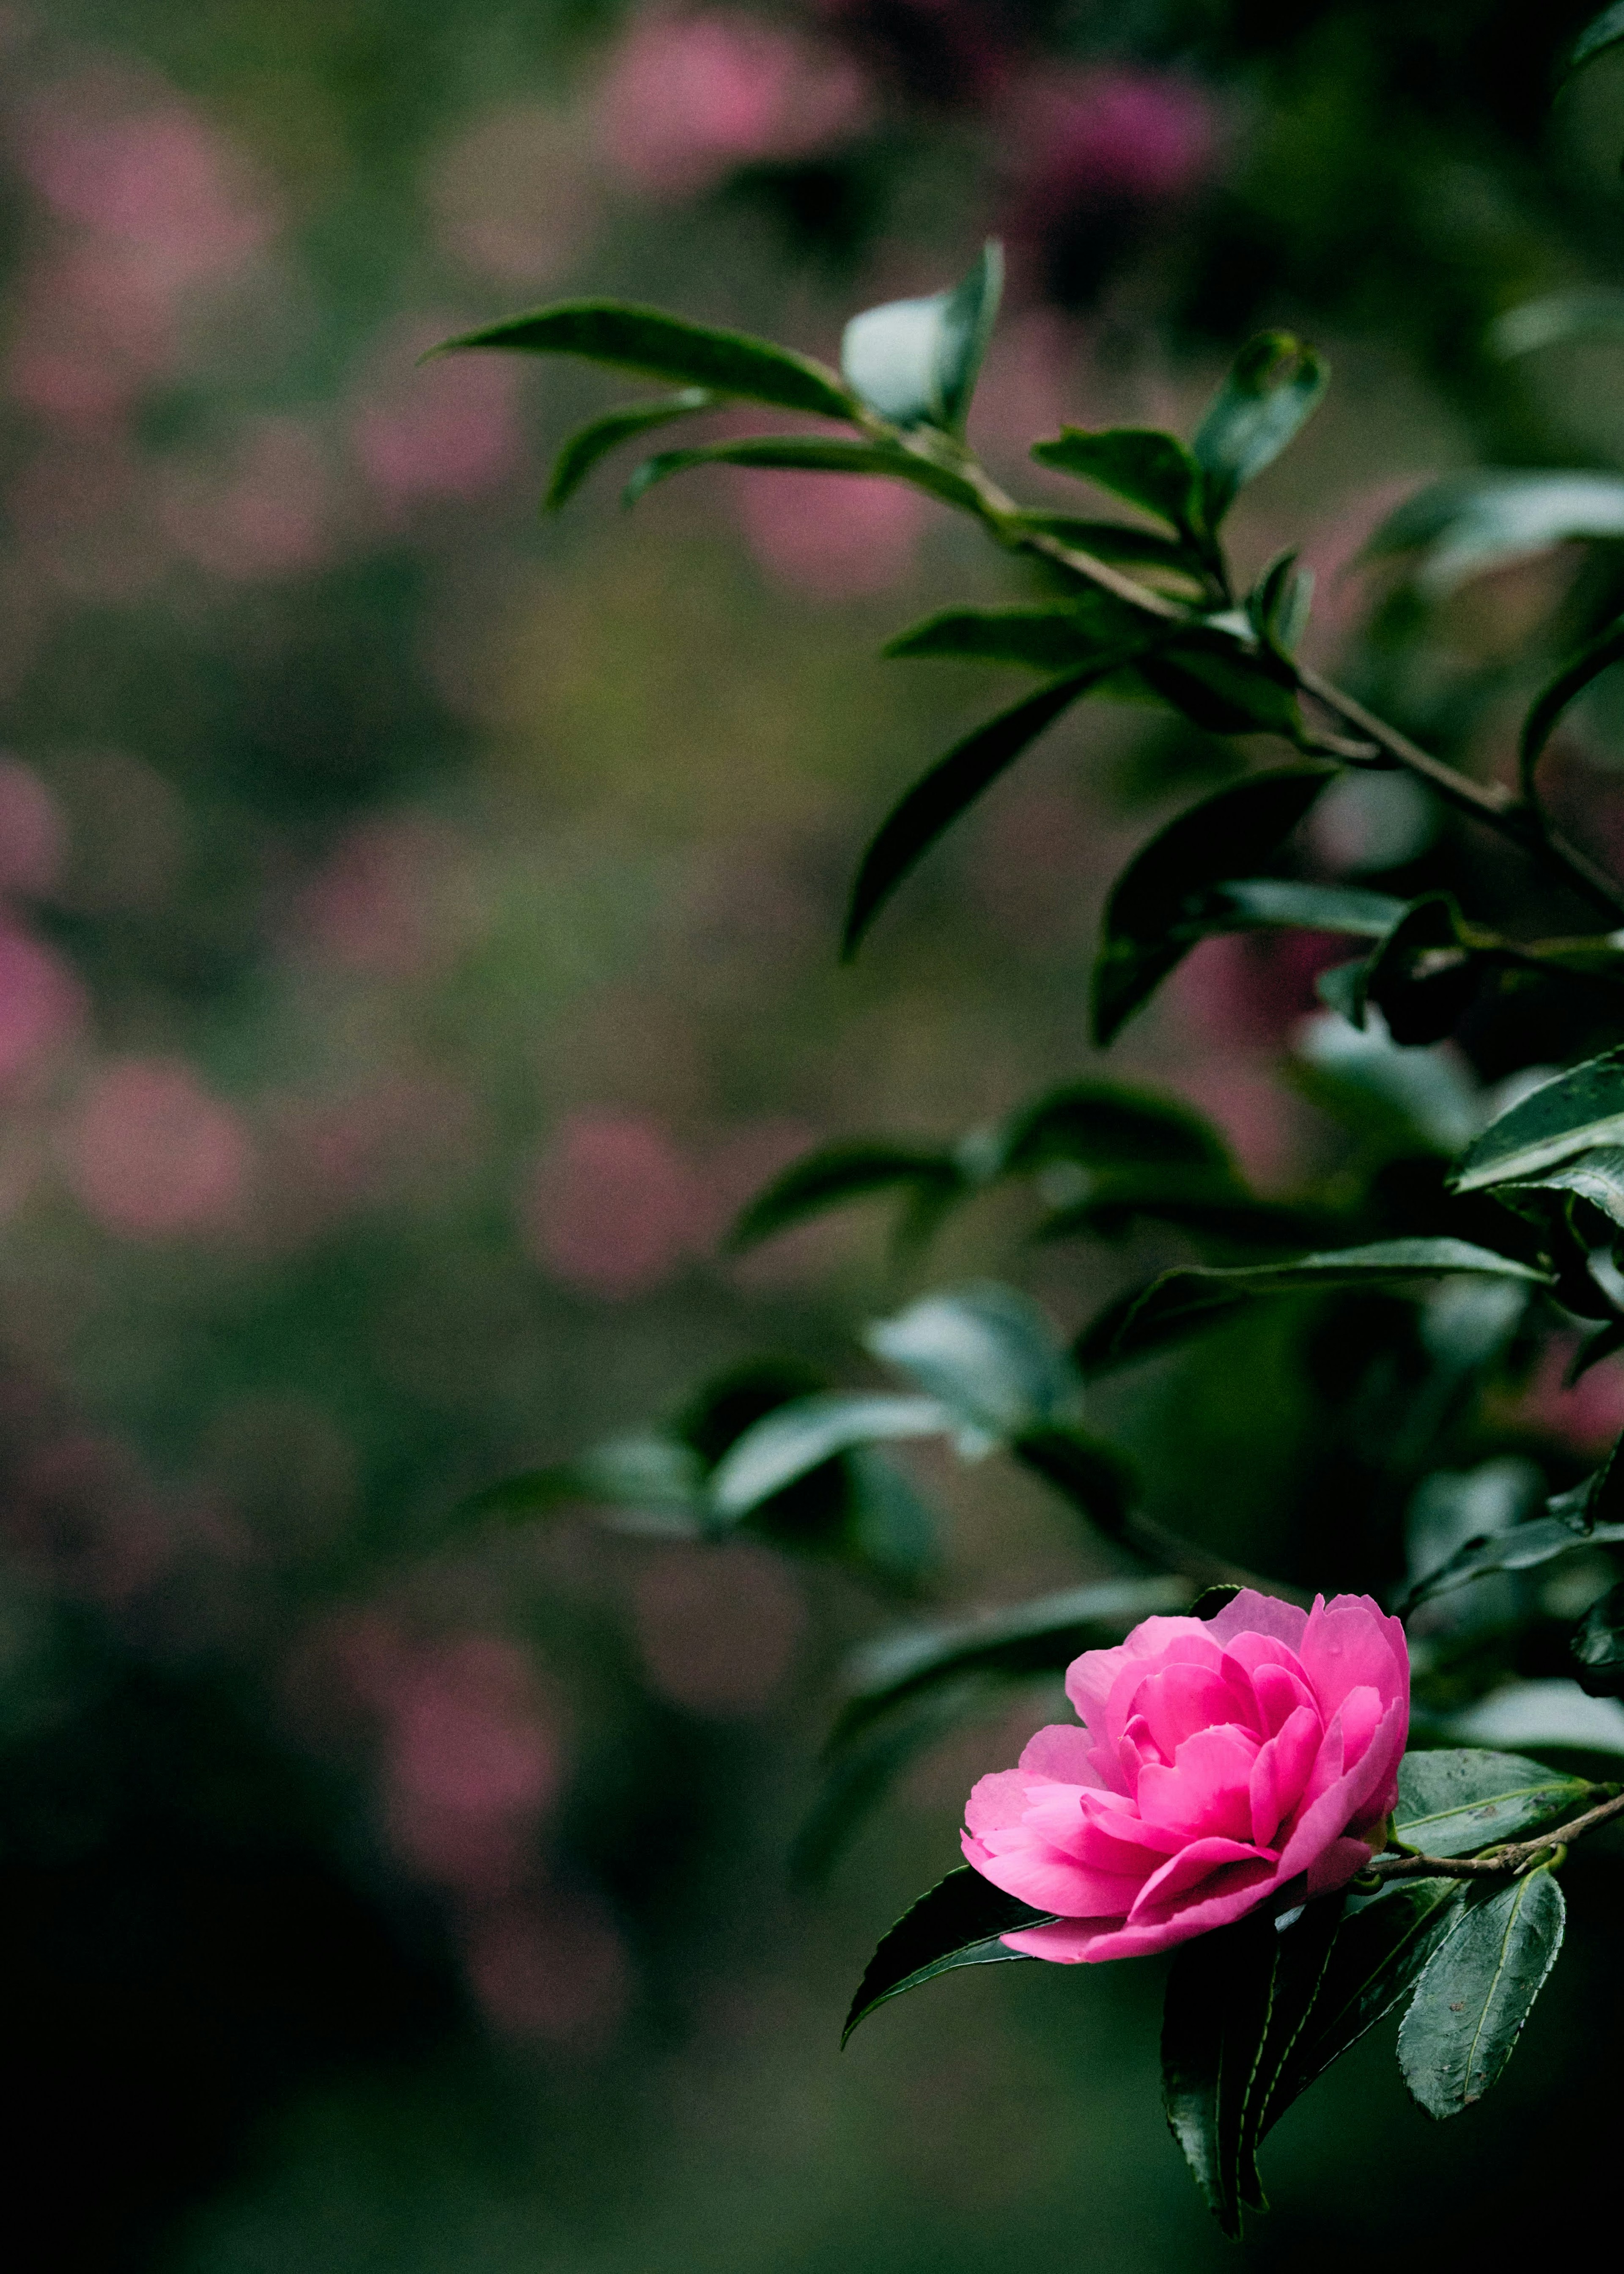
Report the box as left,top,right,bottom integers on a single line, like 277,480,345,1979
5,2,1624,2269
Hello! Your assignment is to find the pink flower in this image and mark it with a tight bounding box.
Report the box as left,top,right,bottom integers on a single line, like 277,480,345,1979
963,1589,1408,1962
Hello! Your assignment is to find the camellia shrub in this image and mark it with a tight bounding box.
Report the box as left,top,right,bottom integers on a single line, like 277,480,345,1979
431,10,1624,2237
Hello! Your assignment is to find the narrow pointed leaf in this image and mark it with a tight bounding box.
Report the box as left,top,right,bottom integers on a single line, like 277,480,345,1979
1363,472,1624,592
828,1575,1189,1752
1398,1870,1565,2119
1163,1906,1300,2235
840,243,1003,430
727,1143,963,1252
1394,1749,1599,1857
1498,1142,1624,1229
429,299,855,419
1399,1510,1624,1612
842,1865,1057,2044
1091,764,1336,1044
457,1434,705,1531
1202,878,1406,936
1102,1241,1551,1368
1029,428,1205,532
1194,334,1328,521
709,1393,950,1520
1136,635,1305,740
545,390,713,510
844,664,1133,956
1561,2,1624,85
865,1283,1080,1439
795,1683,988,1883
996,1080,1230,1175
1010,512,1207,574
883,598,1146,670
1451,1045,1624,1192
1572,1579,1624,1693
1489,288,1624,358
1034,1169,1336,1249
624,435,982,514
1521,615,1624,802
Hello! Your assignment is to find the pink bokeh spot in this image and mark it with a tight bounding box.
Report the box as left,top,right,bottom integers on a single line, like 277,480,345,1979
159,417,330,581
524,1112,713,1298
1009,66,1221,222
7,242,178,424
730,468,924,596
595,8,870,197
0,925,85,1088
963,1590,1409,1962
294,815,461,975
465,1890,630,2042
64,1057,253,1237
0,761,67,898
1508,1340,1624,1458
351,325,521,509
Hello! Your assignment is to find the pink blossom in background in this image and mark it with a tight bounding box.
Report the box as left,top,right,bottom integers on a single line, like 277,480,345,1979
64,1057,253,1237
1176,1060,1309,1192
5,241,178,423
595,8,870,198
294,814,463,975
15,86,274,282
524,1112,712,1297
158,417,329,581
730,468,924,596
0,761,66,898
464,1887,630,2041
1007,67,1221,226
4,1430,171,1601
383,1634,563,1895
964,1589,1409,1961
633,1543,804,1715
1174,929,1354,1052
351,321,521,509
1505,1340,1624,1458
266,1079,482,1230
0,925,84,1088
427,103,597,285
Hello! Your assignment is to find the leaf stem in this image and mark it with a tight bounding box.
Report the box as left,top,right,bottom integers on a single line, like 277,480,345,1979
1367,1783,1624,1881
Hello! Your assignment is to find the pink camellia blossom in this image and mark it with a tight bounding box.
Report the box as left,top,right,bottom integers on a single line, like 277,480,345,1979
963,1589,1408,1962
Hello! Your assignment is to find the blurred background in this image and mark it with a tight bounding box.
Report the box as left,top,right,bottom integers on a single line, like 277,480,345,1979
7,2,1624,2267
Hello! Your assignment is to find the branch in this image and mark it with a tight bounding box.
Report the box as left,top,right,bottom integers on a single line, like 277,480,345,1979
1366,1783,1624,1881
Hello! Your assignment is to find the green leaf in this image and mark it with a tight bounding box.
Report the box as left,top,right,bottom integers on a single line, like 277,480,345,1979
1397,1870,1566,2119
623,434,983,514
842,1865,1057,2044
840,242,1003,431
726,1142,963,1252
457,1433,705,1534
429,299,855,420
1257,1879,1465,2132
1572,1579,1624,1694
1091,764,1336,1044
1442,1678,1624,1754
1100,1241,1551,1369
1034,1168,1335,1250
544,390,713,511
1029,427,1205,533
994,1080,1231,1175
1363,472,1624,593
709,1392,950,1520
1399,1510,1624,1614
1488,289,1624,359
1451,1045,1624,1193
1498,1142,1624,1229
1394,1749,1598,1857
1011,1425,1138,1539
882,597,1147,670
1521,615,1624,802
1355,893,1481,1046
1010,513,1207,576
864,1283,1082,1440
794,1683,988,1883
1133,634,1306,740
1560,2,1624,86
1193,333,1328,522
1201,877,1406,937
828,1575,1189,1752
843,663,1133,957
1247,550,1314,658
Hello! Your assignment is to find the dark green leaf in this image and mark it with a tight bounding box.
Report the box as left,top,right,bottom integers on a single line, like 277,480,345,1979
1029,427,1205,533
1521,615,1624,803
1090,764,1337,1045
882,598,1147,671
845,1444,940,1581
842,1865,1057,2044
1488,288,1624,358
1572,1580,1624,1694
623,435,983,514
1101,1241,1551,1369
1247,550,1314,658
794,1683,990,1883
456,1434,704,1534
1568,1317,1624,1383
1398,1510,1624,1614
839,242,1003,430
1363,472,1624,592
429,299,855,420
1451,1045,1624,1193
844,664,1128,957
1397,1869,1565,2119
1258,1879,1465,2132
1394,1749,1598,1857
1010,513,1207,576
828,1574,1189,1751
727,1142,963,1252
1012,1425,1138,1540
1560,2,1624,85
1034,1168,1335,1250
1134,634,1305,739
1357,893,1481,1045
1498,1142,1624,1229
709,1392,949,1520
995,1079,1230,1175
1201,877,1406,937
864,1283,1082,1439
1193,333,1328,522
544,390,713,511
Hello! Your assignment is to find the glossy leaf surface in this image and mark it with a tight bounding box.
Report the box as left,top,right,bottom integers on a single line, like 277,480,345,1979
840,243,1002,430
1365,472,1624,591
545,390,713,510
1451,1046,1624,1192
1394,1749,1597,1857
842,1865,1056,2044
431,299,854,419
1572,1580,1624,1694
1029,427,1205,532
1193,333,1328,520
709,1393,949,1519
883,599,1147,670
864,1283,1081,1439
623,435,982,514
727,1143,963,1252
1397,1870,1565,2118
1561,1,1624,84
1399,1510,1624,1613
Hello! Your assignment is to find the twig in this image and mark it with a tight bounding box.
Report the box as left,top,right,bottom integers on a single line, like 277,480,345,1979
1367,1783,1624,1881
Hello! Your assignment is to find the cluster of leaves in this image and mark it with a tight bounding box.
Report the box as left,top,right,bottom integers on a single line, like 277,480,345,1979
435,7,1624,2233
